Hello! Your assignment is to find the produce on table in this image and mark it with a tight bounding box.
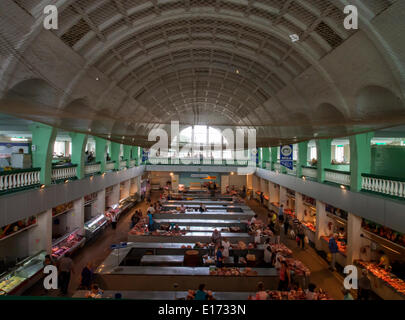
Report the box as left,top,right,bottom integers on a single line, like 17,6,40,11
356,260,405,295
249,289,332,300
321,236,347,255
0,276,26,294
301,221,316,232
362,219,405,247
209,267,258,276
270,243,293,256
277,256,311,277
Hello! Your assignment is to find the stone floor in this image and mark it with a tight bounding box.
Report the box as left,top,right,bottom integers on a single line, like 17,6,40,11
25,192,345,299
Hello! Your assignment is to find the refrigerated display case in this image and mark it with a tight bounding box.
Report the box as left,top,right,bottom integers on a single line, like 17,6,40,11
51,228,85,260
0,251,46,296
84,214,108,240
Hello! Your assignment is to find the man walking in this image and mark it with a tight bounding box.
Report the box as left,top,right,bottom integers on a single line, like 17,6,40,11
58,252,74,295
328,233,339,271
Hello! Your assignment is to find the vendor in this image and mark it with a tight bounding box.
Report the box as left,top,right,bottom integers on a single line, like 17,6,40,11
377,250,391,270
179,204,186,213
216,246,224,268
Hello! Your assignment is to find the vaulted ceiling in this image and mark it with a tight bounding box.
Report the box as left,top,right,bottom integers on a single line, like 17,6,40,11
0,0,404,147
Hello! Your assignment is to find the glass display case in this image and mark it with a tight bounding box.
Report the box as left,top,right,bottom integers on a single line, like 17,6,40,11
84,214,107,239
0,251,46,295
51,228,85,260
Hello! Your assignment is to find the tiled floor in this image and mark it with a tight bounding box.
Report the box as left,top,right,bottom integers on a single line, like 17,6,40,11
25,193,344,299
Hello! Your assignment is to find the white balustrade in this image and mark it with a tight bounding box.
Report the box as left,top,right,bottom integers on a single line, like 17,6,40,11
0,169,41,191
325,170,351,186
265,162,271,170
274,163,282,173
286,166,297,176
129,160,136,167
105,162,115,171
119,160,127,169
52,166,77,181
362,175,405,198
84,163,101,175
302,167,317,179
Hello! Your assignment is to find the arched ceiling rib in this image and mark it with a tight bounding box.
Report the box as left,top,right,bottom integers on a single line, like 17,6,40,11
2,0,403,148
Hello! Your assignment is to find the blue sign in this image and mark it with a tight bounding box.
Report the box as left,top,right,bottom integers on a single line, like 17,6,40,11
142,149,149,162
280,145,293,170
111,242,127,250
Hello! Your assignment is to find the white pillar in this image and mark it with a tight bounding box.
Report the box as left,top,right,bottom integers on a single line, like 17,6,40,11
171,174,179,191
296,192,304,221
246,174,253,189
95,189,106,216
120,180,131,201
65,197,85,236
130,178,136,195
315,200,326,250
279,186,287,207
346,213,364,265
29,209,52,255
221,174,229,193
269,182,279,203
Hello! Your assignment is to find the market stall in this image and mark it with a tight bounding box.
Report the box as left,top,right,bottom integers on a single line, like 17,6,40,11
51,228,85,260
84,214,108,241
284,188,296,219
300,195,317,245
0,251,46,296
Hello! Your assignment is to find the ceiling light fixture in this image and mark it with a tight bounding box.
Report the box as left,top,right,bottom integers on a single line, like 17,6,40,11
96,77,100,81
340,185,346,190
289,34,300,42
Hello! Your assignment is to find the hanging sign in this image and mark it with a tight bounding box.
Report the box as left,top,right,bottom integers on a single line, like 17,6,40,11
280,145,294,170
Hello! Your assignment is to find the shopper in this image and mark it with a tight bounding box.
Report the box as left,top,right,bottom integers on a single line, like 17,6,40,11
211,229,222,247
267,213,273,230
283,216,289,236
297,223,305,250
250,214,258,225
273,221,281,244
277,261,291,291
306,283,317,300
216,246,224,268
263,238,273,266
278,204,284,223
147,204,155,215
58,252,74,295
147,210,155,232
195,284,208,300
221,237,231,258
260,192,264,205
358,269,372,300
80,262,94,290
254,228,261,244
328,233,339,271
111,212,117,230
255,282,268,300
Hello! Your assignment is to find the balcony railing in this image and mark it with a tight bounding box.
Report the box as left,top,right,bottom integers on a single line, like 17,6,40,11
274,163,282,173
325,169,351,186
362,174,405,198
129,160,136,167
0,168,41,192
84,162,101,176
302,166,317,179
52,164,77,182
286,165,297,176
146,158,250,166
105,161,115,171
119,160,127,170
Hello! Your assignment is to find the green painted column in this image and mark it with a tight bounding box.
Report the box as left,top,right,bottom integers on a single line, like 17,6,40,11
95,137,107,173
139,147,144,165
111,142,121,170
262,147,270,169
30,123,57,185
70,133,88,179
270,147,278,171
258,148,263,167
297,141,308,177
132,146,139,165
123,145,132,167
316,138,332,182
350,132,374,192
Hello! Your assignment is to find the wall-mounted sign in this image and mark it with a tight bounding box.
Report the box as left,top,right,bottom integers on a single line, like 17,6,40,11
280,145,293,170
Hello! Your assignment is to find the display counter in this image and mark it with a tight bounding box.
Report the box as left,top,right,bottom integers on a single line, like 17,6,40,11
355,260,405,300
128,232,253,244
153,211,254,220
51,228,86,260
84,214,108,240
0,251,46,295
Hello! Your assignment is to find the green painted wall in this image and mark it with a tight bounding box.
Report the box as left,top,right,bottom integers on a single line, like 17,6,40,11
371,145,405,178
